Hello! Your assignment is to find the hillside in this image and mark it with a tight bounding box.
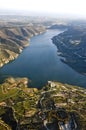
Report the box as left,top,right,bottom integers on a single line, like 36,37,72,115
52,26,86,75
0,77,86,130
0,22,45,67
0,17,86,130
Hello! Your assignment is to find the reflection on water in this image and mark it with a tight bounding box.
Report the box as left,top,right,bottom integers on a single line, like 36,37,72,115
0,29,86,88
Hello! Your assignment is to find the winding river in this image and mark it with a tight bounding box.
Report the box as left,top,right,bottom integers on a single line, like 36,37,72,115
0,29,86,88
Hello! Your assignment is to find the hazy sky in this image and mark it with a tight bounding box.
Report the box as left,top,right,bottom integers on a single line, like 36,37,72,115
0,0,86,17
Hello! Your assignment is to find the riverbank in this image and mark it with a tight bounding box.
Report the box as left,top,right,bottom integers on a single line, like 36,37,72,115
1,29,86,88
0,23,46,68
52,26,86,75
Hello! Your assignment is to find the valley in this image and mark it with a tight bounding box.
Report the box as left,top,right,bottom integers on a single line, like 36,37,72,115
0,16,86,130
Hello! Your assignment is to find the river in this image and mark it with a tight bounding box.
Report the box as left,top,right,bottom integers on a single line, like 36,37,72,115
0,29,86,88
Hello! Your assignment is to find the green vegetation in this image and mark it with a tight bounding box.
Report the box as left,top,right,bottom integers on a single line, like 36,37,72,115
0,17,86,129
0,77,85,130
0,119,11,130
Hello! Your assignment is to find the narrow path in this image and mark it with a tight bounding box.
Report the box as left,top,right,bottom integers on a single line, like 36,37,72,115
0,120,11,130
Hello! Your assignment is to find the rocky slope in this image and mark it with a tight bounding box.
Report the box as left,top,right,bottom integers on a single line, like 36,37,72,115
48,24,68,29
52,26,86,75
0,23,45,67
0,77,86,130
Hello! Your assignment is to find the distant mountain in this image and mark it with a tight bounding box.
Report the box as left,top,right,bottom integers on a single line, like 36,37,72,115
48,24,68,29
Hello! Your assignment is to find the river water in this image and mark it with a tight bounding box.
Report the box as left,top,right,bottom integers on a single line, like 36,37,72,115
0,29,86,88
